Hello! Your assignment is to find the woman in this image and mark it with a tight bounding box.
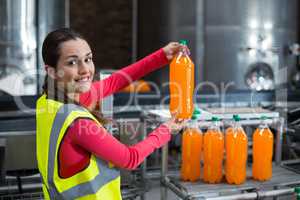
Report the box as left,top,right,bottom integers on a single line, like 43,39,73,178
36,28,185,200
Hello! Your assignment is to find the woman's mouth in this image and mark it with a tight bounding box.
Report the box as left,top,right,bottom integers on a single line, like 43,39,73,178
76,76,90,83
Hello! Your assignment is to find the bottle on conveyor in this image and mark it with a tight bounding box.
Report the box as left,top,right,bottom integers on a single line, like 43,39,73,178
203,117,224,183
252,116,273,181
225,115,248,184
180,108,202,182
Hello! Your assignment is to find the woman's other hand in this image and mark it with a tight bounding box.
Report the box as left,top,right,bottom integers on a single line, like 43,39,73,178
163,42,190,61
163,115,187,135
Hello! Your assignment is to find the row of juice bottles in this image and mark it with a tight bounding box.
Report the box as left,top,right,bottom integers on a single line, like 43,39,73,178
181,113,274,184
168,40,273,184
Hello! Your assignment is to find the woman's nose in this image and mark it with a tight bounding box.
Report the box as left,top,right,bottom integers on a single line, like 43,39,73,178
78,62,90,74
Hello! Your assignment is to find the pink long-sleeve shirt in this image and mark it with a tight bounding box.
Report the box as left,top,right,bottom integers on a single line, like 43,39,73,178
58,48,171,178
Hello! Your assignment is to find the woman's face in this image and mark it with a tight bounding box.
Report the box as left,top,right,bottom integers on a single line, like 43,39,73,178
54,38,95,94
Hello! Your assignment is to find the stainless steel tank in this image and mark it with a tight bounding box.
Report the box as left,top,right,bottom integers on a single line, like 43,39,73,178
0,0,37,95
0,0,69,96
204,0,299,91
136,0,299,91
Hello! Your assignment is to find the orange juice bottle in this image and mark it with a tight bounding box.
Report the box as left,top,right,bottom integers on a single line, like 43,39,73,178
252,116,273,181
225,115,248,184
180,108,202,182
169,40,194,119
203,117,224,183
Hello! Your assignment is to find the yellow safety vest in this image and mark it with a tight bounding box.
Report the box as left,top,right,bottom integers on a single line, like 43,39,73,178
36,94,121,200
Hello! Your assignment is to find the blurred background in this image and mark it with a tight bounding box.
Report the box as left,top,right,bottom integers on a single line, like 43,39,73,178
0,0,299,199
1,0,299,95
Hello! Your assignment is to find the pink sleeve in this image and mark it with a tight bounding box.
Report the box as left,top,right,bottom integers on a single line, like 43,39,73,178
68,119,171,170
79,48,168,107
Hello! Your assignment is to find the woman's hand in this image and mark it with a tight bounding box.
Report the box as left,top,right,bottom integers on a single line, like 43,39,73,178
162,42,190,61
163,115,187,135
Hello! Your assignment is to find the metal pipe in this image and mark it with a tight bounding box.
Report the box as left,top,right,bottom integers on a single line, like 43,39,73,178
122,187,144,200
145,169,179,180
140,115,147,200
275,117,284,165
35,0,41,94
161,177,189,200
5,173,41,181
0,183,42,193
0,131,35,137
131,0,138,63
202,193,257,200
203,188,294,200
161,144,168,178
161,143,169,200
195,0,205,84
281,159,300,165
64,0,70,27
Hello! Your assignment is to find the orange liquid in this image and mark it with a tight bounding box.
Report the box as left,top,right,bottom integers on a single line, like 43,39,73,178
203,129,224,183
225,127,248,184
180,128,202,181
169,53,194,119
252,127,273,181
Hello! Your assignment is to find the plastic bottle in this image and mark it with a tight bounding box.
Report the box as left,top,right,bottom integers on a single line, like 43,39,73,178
225,115,248,184
203,117,224,183
169,40,194,119
252,116,274,181
180,108,202,182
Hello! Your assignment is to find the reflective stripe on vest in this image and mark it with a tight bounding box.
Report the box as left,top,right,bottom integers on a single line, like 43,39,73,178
45,103,120,199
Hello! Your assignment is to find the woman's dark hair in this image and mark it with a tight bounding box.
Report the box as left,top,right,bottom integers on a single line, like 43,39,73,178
42,28,83,67
42,28,107,124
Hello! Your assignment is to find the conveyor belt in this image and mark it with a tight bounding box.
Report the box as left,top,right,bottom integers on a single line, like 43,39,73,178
165,165,300,198
147,107,279,121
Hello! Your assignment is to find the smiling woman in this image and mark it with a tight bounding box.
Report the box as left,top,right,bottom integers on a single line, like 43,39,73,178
54,39,94,94
36,28,187,200
42,29,95,101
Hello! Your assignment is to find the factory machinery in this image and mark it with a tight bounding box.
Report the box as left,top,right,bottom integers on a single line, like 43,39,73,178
0,103,300,200
0,0,299,199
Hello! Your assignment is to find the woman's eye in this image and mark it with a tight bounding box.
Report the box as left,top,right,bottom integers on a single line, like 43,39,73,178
85,57,92,63
67,60,77,66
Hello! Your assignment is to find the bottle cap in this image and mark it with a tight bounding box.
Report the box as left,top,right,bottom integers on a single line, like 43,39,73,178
179,40,187,45
233,114,241,122
193,107,201,115
191,107,201,120
260,115,268,120
211,116,220,122
295,187,300,199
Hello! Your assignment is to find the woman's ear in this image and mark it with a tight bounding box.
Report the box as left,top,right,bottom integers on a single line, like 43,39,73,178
45,65,56,80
